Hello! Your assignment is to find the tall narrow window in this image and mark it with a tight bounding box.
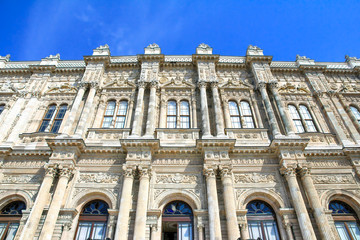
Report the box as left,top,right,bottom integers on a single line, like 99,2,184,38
246,200,280,240
75,200,109,240
115,101,128,128
180,101,190,128
299,105,317,132
0,201,26,240
102,101,116,128
102,100,128,128
288,104,317,133
350,106,360,125
39,104,68,133
0,105,4,115
240,101,255,128
229,101,241,128
288,105,305,133
330,201,360,240
167,101,177,128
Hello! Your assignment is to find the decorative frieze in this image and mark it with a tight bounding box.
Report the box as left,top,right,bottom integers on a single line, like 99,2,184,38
312,174,355,184
78,173,121,184
234,173,276,183
1,174,41,183
156,173,198,184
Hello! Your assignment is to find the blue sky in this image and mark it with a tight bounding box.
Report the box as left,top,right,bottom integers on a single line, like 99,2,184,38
1,0,359,62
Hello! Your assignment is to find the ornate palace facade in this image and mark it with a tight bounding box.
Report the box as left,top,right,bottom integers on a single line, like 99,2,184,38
0,43,360,240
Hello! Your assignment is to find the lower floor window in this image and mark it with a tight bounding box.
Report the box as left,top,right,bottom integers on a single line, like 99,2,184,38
75,221,107,240
248,220,280,240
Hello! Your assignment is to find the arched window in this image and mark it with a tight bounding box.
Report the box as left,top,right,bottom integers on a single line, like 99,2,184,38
162,201,193,240
350,106,360,125
329,201,360,239
75,200,109,240
167,101,177,128
102,100,128,128
228,101,255,128
0,201,26,240
39,104,68,133
246,200,280,240
288,104,317,133
0,105,5,115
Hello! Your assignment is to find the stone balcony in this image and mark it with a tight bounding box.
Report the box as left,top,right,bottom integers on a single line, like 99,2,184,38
225,128,271,146
155,128,200,147
19,132,60,144
86,128,131,145
299,132,339,147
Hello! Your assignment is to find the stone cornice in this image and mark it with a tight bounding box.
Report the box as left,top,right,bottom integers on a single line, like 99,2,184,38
29,64,56,73
120,139,160,151
46,138,86,152
83,55,111,65
343,147,360,155
137,54,164,62
192,54,220,63
196,139,235,150
304,149,345,156
246,55,273,65
299,64,327,72
231,147,273,154
271,138,309,149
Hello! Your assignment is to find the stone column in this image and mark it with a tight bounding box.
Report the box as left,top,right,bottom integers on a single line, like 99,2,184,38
114,166,135,240
144,81,158,137
74,82,98,137
133,167,151,240
19,164,57,240
159,93,167,128
269,81,295,135
281,166,316,240
92,95,106,128
300,167,335,240
219,167,240,240
61,83,87,136
197,224,204,240
198,81,211,138
222,99,232,129
257,82,281,137
239,222,250,240
192,99,198,128
39,166,73,240
283,222,294,240
203,167,222,240
125,99,134,128
211,82,226,137
131,81,146,136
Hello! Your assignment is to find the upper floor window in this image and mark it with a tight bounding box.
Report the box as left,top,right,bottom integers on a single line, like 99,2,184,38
350,106,360,125
0,201,26,240
329,200,360,240
288,104,317,133
102,100,128,128
167,100,190,128
0,105,4,115
75,200,109,240
39,104,68,133
246,200,280,240
228,101,255,128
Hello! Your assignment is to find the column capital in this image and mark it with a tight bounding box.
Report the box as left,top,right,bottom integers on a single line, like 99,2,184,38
138,166,152,179
122,165,136,178
256,81,267,90
219,165,233,180
149,80,159,88
89,81,99,89
138,80,146,88
299,166,311,178
210,81,219,88
78,82,88,90
44,163,58,178
197,80,207,88
203,166,217,179
269,81,279,90
280,166,297,179
58,165,75,179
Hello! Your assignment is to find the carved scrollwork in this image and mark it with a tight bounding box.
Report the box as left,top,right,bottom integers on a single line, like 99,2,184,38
203,166,216,179
138,166,152,179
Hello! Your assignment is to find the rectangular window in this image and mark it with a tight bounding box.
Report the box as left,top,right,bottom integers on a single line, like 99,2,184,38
167,116,177,128
102,117,113,128
231,117,241,128
76,222,92,240
115,116,126,128
180,116,190,128
178,223,193,240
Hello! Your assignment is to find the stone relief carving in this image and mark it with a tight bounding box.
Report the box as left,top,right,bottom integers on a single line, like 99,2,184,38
307,160,349,167
46,83,77,94
312,175,355,184
3,160,45,168
234,173,276,183
156,173,198,184
78,173,121,184
1,174,41,183
278,82,309,94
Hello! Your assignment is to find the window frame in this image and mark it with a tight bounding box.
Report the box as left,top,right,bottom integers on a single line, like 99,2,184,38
0,104,5,116
101,99,129,128
350,106,360,126
38,104,68,133
288,104,317,133
0,201,26,240
228,100,256,129
166,99,191,129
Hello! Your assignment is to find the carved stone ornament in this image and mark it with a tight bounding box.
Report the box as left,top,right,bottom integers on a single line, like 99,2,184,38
156,173,198,184
46,83,77,94
138,166,152,179
1,174,41,183
79,173,121,183
278,82,309,94
122,165,136,178
312,174,355,184
59,166,75,179
203,166,216,179
234,173,276,183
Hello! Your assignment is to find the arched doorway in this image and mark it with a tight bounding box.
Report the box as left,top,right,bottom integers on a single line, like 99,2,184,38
246,200,280,240
0,200,26,240
329,200,360,239
162,201,193,240
74,200,109,240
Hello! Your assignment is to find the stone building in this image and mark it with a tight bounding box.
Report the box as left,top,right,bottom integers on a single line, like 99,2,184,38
0,43,360,240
